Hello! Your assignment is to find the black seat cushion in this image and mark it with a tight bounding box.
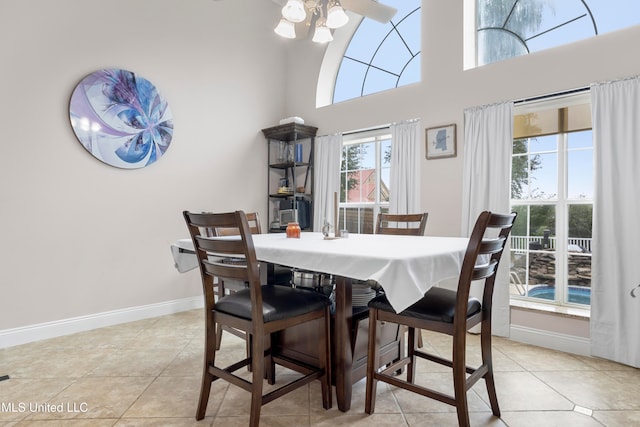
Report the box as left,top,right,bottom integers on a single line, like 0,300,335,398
215,284,331,323
368,287,481,323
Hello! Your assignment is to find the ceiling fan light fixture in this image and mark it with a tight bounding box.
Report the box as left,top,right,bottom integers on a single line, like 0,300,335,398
326,3,349,29
274,18,296,39
312,19,333,43
281,0,307,23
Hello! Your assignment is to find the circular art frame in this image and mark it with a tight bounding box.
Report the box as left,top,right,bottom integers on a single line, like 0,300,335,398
69,68,173,169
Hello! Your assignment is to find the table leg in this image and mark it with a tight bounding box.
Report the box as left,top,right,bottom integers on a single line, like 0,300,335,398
334,275,353,412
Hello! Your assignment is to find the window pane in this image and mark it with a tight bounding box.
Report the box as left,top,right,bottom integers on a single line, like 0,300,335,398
511,154,529,199
529,204,555,242
530,152,557,199
334,59,368,103
530,135,556,152
340,206,374,234
568,204,593,242
568,149,593,199
476,0,640,67
568,130,593,149
567,203,592,304
380,138,391,202
363,68,400,96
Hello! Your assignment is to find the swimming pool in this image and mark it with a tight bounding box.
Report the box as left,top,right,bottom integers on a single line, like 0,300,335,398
528,285,591,305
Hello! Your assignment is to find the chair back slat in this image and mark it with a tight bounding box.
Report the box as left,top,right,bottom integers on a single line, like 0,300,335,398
195,235,245,256
214,212,262,236
202,261,250,283
478,237,507,255
472,259,499,281
376,213,428,236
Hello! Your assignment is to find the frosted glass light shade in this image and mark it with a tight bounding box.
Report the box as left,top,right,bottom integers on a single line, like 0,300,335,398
274,18,296,39
326,5,349,29
282,0,306,23
312,23,333,43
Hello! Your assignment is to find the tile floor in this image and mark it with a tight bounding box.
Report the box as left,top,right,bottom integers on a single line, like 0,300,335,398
1,309,639,426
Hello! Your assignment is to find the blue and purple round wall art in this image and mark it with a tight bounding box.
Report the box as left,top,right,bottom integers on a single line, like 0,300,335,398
69,68,174,169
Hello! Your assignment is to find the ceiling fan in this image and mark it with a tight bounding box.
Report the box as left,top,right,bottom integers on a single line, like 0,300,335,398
272,0,398,43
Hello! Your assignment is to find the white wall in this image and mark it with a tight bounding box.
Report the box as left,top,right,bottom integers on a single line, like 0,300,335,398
0,0,286,334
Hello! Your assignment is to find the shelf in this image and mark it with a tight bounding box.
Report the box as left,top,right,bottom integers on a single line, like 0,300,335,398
269,193,311,199
262,123,318,141
269,161,311,169
263,122,317,233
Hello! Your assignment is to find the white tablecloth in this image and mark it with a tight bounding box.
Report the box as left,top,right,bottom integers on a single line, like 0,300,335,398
171,232,468,313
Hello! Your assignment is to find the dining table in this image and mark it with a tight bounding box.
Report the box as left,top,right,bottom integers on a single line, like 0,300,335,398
171,231,468,411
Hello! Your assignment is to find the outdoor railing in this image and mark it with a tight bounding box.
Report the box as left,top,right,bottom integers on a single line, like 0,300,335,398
510,236,592,252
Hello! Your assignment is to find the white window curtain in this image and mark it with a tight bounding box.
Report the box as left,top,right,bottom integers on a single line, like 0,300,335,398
462,101,513,337
590,77,640,368
313,133,343,232
389,119,421,214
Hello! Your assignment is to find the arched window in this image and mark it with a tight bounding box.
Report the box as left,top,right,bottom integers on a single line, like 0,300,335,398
328,0,421,104
474,0,640,67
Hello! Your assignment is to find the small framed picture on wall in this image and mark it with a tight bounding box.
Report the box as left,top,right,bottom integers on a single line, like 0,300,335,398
425,124,457,159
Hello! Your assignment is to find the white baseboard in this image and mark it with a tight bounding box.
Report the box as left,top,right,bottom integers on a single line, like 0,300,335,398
0,296,204,349
510,324,591,356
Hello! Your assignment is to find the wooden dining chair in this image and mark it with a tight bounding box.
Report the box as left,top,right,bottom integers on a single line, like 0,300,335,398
375,212,429,347
184,210,332,426
375,212,428,236
203,212,262,350
365,211,516,427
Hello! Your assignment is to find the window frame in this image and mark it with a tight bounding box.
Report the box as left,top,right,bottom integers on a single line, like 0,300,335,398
339,128,392,234
510,94,593,308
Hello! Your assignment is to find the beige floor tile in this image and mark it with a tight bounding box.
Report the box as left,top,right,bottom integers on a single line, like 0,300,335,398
12,420,118,426
499,342,594,371
533,369,640,410
86,348,181,377
592,410,640,426
3,308,640,426
25,377,154,420
479,371,574,412
405,411,507,426
499,410,603,426
115,418,212,427
312,413,406,426
122,376,227,419
0,378,76,423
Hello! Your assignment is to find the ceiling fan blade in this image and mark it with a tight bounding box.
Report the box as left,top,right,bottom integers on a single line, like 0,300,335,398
341,0,397,23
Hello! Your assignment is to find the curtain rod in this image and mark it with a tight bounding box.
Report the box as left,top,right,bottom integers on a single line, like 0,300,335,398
514,86,590,105
342,118,420,136
342,124,391,136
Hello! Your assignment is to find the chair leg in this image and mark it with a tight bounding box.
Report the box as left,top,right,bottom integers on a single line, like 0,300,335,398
452,344,470,427
416,328,424,348
249,331,265,427
215,324,223,350
196,315,217,420
406,327,416,383
481,326,500,416
265,333,275,385
320,307,332,409
364,309,379,414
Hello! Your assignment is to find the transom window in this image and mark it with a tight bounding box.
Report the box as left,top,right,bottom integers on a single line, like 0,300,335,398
472,0,640,67
332,0,421,104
